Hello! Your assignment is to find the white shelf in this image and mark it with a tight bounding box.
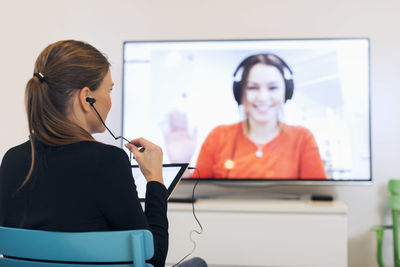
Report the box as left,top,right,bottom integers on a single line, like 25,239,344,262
166,199,347,267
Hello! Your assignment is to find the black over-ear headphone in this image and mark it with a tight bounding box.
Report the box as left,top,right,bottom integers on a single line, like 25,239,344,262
232,53,294,105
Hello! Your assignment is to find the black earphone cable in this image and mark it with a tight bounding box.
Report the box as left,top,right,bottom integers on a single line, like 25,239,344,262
89,102,130,143
88,99,204,265
88,101,133,162
172,167,203,267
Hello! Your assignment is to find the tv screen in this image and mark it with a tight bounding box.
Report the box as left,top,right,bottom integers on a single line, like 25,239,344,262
122,39,370,181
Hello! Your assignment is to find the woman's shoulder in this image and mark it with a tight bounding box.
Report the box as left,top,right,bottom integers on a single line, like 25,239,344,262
210,122,241,135
281,123,315,139
63,142,131,173
1,140,31,161
2,140,128,162
72,141,128,160
75,140,121,150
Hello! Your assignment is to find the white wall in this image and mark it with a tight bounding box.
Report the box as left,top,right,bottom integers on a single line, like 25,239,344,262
1,0,399,266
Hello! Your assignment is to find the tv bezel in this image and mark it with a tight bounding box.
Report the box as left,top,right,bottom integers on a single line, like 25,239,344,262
121,37,372,184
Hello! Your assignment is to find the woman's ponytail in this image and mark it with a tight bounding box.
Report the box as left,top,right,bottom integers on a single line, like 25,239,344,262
20,76,44,190
19,40,110,190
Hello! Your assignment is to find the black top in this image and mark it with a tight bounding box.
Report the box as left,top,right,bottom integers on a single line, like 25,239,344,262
0,140,168,267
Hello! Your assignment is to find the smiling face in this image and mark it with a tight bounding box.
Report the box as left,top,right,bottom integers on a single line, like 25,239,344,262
242,63,286,126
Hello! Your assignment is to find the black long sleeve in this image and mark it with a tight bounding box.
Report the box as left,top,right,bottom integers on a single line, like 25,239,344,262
0,140,168,266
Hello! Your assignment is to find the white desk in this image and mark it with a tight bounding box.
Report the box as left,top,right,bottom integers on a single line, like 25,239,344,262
166,198,347,267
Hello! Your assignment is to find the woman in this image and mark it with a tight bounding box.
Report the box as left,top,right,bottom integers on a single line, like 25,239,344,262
165,53,327,179
0,40,167,266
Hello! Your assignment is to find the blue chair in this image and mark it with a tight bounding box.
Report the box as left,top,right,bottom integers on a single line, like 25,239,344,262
0,226,154,267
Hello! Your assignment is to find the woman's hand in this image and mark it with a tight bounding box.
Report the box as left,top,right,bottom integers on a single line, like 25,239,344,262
125,138,164,185
162,109,197,163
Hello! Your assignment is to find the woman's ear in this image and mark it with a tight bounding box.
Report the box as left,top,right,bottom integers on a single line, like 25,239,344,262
79,87,92,113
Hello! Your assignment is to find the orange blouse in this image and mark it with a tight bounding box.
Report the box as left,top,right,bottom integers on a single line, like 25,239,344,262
194,122,327,179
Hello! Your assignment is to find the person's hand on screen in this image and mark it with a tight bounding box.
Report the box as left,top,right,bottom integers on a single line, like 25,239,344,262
125,138,164,185
162,109,197,163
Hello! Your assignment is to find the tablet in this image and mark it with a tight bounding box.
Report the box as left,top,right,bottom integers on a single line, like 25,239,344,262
131,163,189,200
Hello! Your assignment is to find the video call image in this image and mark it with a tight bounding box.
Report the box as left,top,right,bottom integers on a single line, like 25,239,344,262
123,39,370,180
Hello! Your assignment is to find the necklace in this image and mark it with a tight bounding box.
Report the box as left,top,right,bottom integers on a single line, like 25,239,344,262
245,121,281,158
255,144,265,158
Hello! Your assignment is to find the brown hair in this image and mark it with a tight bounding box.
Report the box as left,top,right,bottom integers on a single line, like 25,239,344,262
239,54,286,86
21,40,110,189
233,53,293,104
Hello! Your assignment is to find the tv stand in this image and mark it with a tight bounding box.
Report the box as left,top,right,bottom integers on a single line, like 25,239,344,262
166,198,347,267
168,197,198,203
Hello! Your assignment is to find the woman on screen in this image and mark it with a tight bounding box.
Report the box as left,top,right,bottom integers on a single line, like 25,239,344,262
164,53,327,179
0,40,206,267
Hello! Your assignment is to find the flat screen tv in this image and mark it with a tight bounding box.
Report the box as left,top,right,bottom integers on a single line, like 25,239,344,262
122,38,370,182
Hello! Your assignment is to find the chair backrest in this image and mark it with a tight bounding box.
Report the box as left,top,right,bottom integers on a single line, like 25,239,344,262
0,227,154,267
390,180,400,211
389,179,400,267
390,180,400,195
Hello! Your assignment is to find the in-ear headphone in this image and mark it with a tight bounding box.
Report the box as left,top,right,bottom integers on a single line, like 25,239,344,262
86,97,96,105
232,53,294,105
